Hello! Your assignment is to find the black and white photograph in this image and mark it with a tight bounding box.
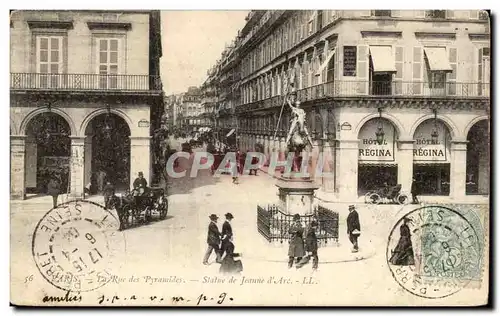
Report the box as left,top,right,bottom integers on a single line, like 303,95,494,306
7,7,491,306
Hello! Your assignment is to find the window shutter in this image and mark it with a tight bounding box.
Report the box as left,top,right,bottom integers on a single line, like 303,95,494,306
469,10,479,19
394,46,404,95
477,48,483,96
412,47,423,95
415,10,425,18
447,47,457,95
357,45,368,94
446,10,454,19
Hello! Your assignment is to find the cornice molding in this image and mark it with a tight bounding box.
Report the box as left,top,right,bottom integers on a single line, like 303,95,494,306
27,20,74,30
86,21,132,31
468,33,490,41
361,30,402,38
414,31,456,39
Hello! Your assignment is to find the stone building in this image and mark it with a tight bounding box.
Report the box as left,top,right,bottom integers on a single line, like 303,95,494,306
233,10,489,201
10,10,163,199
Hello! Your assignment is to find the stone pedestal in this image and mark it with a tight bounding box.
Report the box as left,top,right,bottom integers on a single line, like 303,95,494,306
276,176,320,215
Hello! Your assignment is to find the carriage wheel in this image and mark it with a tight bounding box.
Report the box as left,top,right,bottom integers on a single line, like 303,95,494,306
364,192,373,204
397,194,409,205
160,200,168,219
369,193,381,205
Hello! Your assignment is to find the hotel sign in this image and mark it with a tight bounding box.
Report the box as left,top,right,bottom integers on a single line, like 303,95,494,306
413,121,450,162
358,120,396,162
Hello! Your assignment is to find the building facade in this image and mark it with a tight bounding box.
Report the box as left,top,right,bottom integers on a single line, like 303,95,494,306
10,10,164,199
215,10,490,201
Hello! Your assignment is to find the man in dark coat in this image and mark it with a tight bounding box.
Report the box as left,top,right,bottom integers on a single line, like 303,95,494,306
411,178,420,204
346,205,361,253
288,214,306,268
47,176,60,208
221,213,234,256
133,172,148,194
103,181,115,209
203,214,222,265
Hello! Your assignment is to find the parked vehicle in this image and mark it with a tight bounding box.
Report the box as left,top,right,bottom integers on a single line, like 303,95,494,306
364,184,409,205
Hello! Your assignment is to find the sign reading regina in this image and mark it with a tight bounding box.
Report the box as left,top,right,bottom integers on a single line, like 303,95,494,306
358,119,396,162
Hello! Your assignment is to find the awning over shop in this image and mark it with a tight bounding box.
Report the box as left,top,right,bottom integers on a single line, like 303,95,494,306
423,47,453,72
369,46,397,73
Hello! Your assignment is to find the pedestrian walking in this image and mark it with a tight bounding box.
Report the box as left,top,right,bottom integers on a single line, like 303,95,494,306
347,205,361,253
47,175,61,209
221,213,234,256
203,214,222,265
219,241,243,275
288,214,306,268
389,217,415,266
411,178,420,204
231,159,239,184
103,181,115,209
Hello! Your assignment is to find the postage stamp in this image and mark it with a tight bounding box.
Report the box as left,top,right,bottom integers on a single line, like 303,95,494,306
386,205,486,299
32,200,126,292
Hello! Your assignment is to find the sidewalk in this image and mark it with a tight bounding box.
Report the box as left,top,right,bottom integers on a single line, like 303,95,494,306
258,165,489,205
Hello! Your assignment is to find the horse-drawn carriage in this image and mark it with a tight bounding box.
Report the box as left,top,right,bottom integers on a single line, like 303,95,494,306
364,184,409,205
110,186,168,230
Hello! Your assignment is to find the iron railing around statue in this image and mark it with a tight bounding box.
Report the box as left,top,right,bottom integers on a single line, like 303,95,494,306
257,204,339,246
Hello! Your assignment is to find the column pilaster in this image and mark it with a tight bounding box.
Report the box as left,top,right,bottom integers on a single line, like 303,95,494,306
10,135,26,200
450,139,468,200
397,138,415,194
69,136,85,198
130,136,152,189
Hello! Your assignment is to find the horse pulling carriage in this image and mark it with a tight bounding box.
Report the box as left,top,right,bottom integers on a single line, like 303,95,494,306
364,184,409,205
109,186,168,230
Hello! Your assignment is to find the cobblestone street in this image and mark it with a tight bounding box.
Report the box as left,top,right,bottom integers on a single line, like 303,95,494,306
10,165,489,305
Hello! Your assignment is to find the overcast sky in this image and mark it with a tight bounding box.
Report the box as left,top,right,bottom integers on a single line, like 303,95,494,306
160,11,249,95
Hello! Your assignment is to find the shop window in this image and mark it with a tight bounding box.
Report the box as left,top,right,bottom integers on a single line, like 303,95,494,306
358,165,398,195
426,10,446,19
413,164,450,196
372,10,391,17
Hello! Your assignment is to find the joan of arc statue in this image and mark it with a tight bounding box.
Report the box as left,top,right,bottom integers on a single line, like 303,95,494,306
285,98,314,150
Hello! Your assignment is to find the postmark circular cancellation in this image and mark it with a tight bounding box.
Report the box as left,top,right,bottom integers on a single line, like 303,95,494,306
32,200,126,292
386,205,484,299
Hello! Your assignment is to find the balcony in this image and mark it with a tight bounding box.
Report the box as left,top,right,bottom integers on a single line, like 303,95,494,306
237,80,490,113
10,73,163,94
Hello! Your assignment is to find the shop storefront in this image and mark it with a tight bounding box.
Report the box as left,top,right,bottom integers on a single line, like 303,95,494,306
412,119,451,195
358,118,398,194
466,119,489,195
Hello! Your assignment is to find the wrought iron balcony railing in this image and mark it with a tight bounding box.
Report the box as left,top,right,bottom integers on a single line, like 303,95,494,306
10,73,162,92
238,80,489,112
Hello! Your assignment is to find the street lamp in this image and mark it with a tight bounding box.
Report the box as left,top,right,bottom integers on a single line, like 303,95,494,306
375,107,385,145
103,105,112,139
431,108,439,143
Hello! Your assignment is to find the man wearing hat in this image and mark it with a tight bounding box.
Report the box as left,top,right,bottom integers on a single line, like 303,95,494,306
221,213,234,256
346,205,361,253
203,214,222,265
133,171,148,194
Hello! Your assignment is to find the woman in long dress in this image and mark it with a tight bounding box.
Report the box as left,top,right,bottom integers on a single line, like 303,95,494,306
219,241,243,275
389,217,415,265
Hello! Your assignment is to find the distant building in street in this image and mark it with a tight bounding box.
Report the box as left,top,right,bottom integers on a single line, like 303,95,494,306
10,10,164,199
205,10,490,201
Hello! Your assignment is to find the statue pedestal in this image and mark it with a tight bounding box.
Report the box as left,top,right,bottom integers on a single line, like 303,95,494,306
276,176,320,215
